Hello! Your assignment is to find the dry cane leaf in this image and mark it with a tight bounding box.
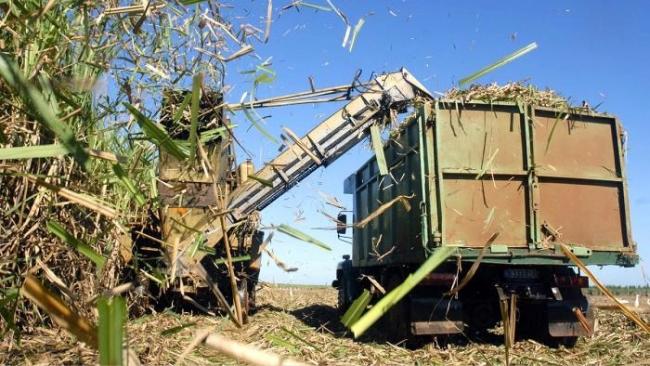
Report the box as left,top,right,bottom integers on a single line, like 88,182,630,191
354,194,413,229
21,275,97,347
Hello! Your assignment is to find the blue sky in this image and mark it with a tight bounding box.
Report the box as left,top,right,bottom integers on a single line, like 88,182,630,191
221,0,650,286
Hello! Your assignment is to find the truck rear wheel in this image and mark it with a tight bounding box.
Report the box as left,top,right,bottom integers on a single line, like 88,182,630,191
549,336,578,348
382,273,411,344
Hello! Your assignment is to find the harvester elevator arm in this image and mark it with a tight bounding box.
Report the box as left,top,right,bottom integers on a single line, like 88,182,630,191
228,68,433,219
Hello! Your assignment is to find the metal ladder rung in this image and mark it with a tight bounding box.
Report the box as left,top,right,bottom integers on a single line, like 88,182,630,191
270,164,290,184
307,135,327,161
282,127,323,166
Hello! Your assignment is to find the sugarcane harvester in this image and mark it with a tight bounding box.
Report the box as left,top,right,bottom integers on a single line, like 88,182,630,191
152,69,638,344
152,70,431,324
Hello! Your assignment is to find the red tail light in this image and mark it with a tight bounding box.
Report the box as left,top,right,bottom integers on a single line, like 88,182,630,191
421,273,456,286
554,275,589,288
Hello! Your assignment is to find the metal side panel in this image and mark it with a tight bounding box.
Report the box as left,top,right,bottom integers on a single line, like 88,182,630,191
443,177,528,247
435,103,529,248
538,181,627,250
437,103,526,173
534,112,618,180
532,110,631,250
353,117,425,267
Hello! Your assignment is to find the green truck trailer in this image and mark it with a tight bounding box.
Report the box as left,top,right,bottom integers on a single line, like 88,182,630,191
334,99,637,345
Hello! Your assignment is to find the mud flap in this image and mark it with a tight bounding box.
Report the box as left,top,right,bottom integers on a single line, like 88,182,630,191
547,301,594,337
410,298,464,335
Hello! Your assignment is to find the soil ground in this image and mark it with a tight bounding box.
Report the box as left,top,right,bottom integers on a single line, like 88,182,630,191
3,286,649,365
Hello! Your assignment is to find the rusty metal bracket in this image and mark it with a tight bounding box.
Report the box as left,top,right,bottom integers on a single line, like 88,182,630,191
530,173,540,213
541,221,561,241
306,134,327,161
282,127,322,166
270,163,289,184
411,320,463,335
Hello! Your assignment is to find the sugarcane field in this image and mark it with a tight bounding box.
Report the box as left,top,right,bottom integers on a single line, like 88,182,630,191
1,1,649,366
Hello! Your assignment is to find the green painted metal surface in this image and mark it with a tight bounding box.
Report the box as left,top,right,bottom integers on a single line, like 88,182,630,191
490,244,509,254
456,247,637,267
349,115,426,267
558,244,592,258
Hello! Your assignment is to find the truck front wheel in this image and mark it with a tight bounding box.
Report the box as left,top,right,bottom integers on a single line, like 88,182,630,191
337,280,349,313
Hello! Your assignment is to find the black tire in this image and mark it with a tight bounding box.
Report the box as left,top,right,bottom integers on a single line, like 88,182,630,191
543,308,580,348
337,282,348,313
382,273,411,344
465,302,500,337
560,336,578,348
548,336,578,348
516,303,545,341
434,334,467,348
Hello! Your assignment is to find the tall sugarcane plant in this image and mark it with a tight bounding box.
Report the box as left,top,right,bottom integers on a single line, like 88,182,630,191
0,1,257,362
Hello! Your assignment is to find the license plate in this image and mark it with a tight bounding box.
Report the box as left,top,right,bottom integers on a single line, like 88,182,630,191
504,268,539,280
